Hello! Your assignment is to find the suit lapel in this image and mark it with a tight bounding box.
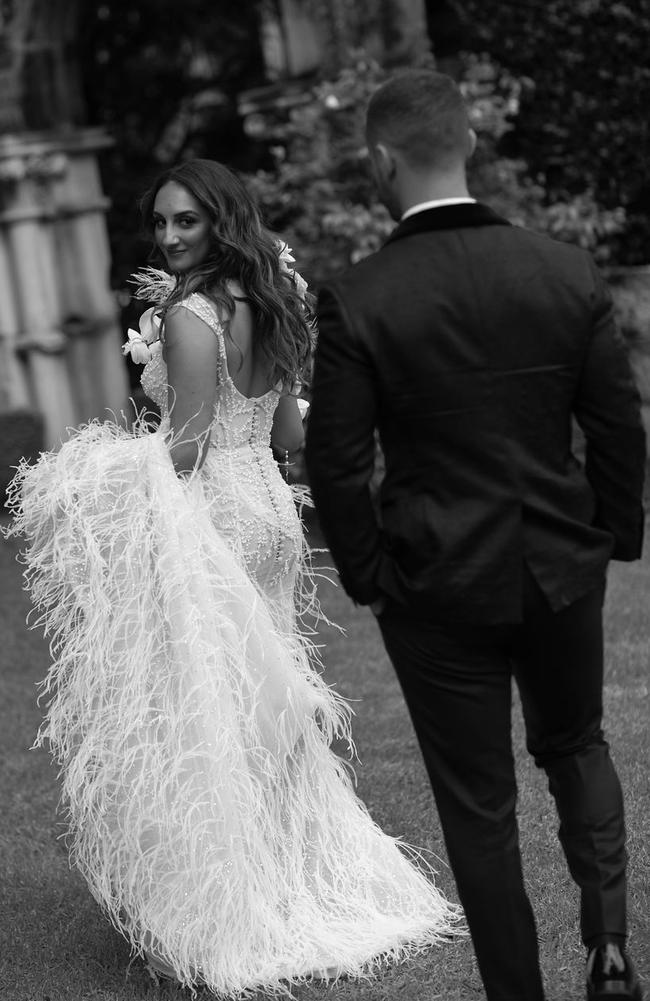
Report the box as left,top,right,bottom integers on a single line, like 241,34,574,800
384,202,511,247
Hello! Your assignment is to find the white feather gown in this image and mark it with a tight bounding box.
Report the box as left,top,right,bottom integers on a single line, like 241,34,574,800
5,292,462,995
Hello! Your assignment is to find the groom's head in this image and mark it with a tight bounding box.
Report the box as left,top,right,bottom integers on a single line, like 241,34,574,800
366,70,475,219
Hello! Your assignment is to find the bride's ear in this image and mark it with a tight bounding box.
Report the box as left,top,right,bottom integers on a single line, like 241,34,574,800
466,128,477,160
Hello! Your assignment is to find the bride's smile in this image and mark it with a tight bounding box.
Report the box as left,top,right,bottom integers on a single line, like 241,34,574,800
152,180,212,272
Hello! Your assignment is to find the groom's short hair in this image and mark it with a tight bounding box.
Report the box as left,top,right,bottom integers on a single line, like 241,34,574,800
366,69,470,169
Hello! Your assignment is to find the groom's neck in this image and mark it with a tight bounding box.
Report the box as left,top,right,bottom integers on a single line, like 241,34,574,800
397,167,471,215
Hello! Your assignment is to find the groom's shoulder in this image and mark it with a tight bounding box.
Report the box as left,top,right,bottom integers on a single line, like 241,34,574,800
321,243,399,302
506,222,605,287
508,220,587,253
320,212,599,304
502,217,599,264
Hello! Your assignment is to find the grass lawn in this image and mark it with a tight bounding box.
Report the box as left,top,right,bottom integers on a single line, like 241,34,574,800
0,514,648,1001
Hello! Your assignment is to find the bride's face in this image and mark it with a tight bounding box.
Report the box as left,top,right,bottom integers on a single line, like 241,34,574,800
152,181,213,273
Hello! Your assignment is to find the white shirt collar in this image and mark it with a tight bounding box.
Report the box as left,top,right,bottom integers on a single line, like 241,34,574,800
401,197,476,221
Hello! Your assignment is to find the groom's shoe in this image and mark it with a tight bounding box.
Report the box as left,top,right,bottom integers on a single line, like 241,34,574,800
586,943,643,1000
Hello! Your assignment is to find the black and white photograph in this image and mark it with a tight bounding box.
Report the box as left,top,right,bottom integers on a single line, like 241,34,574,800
1,2,648,1000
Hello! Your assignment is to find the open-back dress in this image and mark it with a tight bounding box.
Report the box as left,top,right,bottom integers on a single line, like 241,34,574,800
5,286,461,995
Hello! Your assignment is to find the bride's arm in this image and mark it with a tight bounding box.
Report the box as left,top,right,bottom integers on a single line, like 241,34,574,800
163,305,220,475
271,393,305,454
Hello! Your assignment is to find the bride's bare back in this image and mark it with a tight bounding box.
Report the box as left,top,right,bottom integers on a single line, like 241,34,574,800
223,282,275,401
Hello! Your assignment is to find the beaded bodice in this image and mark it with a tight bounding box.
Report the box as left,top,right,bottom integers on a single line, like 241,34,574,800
140,293,278,451
140,292,301,603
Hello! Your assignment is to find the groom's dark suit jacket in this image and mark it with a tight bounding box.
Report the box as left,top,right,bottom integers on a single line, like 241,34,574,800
305,203,646,622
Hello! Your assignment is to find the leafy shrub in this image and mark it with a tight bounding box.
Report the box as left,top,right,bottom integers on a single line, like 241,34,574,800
462,54,626,262
78,0,266,286
461,0,650,264
243,55,393,285
243,51,628,283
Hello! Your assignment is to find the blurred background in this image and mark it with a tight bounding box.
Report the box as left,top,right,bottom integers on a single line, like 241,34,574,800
1,0,649,492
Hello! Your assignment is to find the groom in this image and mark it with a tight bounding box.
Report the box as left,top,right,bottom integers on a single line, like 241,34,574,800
305,70,646,1001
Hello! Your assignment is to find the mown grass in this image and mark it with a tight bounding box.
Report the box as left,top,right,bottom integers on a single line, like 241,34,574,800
0,514,648,1001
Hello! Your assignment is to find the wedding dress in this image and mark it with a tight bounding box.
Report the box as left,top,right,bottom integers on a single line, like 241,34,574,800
5,286,461,996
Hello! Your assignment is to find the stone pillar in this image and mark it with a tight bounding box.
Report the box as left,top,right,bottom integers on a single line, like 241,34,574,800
0,228,30,410
50,129,129,425
0,141,77,446
260,0,322,77
0,129,128,449
380,0,433,67
302,0,431,73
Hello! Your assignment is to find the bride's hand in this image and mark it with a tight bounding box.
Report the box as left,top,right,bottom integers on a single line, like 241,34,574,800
370,595,387,617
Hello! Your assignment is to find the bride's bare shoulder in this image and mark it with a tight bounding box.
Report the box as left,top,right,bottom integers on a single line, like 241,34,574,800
162,302,220,355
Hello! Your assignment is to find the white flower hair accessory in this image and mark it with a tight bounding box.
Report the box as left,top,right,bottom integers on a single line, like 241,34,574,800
277,241,309,301
278,242,296,268
122,306,162,365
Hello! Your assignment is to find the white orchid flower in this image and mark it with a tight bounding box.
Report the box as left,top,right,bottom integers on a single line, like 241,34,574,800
122,329,151,365
277,241,308,301
138,306,161,344
277,242,296,269
297,398,310,419
293,271,309,300
122,307,162,365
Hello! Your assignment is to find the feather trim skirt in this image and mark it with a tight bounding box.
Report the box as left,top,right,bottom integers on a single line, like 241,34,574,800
5,421,462,996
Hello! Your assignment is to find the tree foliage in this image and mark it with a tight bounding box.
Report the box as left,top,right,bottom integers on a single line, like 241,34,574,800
77,0,266,284
243,50,628,285
243,56,394,285
74,0,649,284
460,0,650,263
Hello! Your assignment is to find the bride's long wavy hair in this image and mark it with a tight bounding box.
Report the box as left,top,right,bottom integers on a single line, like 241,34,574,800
140,159,313,392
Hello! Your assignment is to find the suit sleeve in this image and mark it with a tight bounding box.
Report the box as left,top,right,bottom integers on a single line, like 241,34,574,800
304,285,384,604
574,258,646,560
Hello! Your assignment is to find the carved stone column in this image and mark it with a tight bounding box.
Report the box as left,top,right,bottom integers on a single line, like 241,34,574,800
380,0,432,67
301,0,431,73
0,130,128,448
257,0,431,81
0,221,30,411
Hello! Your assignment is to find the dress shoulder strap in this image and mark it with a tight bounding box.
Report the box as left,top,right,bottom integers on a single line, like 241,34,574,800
174,293,228,386
181,293,227,358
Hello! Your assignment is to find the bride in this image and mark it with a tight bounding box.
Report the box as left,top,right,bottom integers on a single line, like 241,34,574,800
5,158,461,995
